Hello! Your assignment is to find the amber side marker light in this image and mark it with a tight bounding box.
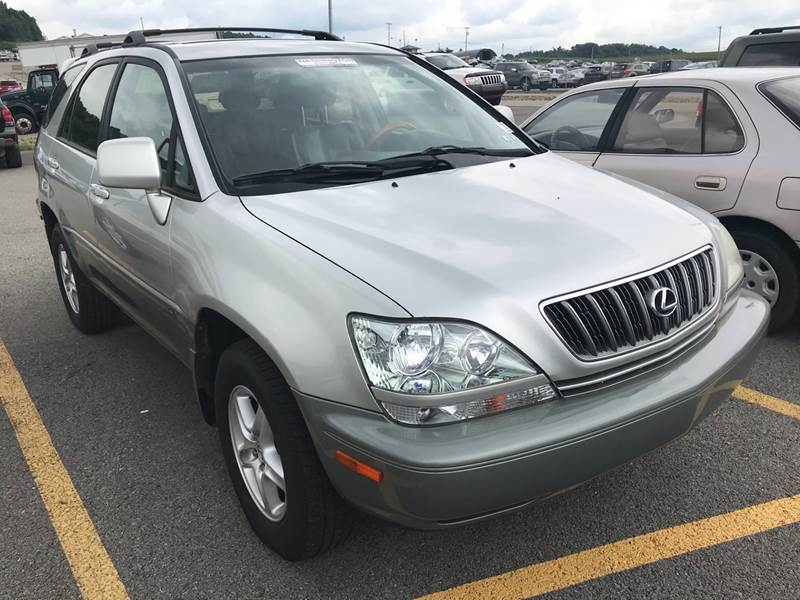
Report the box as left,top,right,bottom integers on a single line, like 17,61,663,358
335,450,383,482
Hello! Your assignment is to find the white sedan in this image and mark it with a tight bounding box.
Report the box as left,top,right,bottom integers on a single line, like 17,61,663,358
520,68,800,331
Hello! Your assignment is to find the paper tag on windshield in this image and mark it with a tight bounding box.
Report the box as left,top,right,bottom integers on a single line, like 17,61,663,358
295,57,358,68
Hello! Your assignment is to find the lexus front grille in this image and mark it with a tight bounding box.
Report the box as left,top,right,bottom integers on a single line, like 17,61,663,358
542,247,717,360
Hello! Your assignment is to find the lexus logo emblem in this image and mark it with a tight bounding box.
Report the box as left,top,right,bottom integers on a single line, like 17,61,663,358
647,286,678,318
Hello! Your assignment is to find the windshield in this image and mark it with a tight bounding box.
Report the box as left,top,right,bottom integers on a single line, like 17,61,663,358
185,53,534,193
426,54,469,70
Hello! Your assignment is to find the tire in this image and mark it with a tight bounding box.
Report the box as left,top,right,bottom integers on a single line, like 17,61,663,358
520,78,530,92
50,225,119,334
729,228,800,332
552,78,559,88
4,144,22,168
215,339,353,560
13,109,36,135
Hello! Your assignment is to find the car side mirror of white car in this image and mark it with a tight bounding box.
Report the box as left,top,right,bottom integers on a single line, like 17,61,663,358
97,137,172,226
494,105,515,122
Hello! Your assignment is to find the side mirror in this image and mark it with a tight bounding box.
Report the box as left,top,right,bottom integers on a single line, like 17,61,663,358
653,108,675,124
98,137,161,189
97,137,172,225
494,105,515,122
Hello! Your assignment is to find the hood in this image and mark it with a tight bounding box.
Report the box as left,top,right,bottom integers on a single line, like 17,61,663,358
0,89,26,102
240,152,713,323
442,66,498,78
240,152,716,376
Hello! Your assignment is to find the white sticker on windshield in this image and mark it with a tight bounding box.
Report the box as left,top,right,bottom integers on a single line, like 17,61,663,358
295,57,358,68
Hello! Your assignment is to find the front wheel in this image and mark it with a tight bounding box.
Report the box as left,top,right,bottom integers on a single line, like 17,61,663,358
730,228,800,332
215,339,353,560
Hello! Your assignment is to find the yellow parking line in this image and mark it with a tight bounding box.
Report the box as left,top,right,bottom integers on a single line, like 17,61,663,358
0,340,129,600
733,386,800,421
419,494,800,599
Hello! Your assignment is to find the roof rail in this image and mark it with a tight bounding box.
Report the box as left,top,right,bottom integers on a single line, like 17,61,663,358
750,25,800,35
122,27,342,45
80,42,124,57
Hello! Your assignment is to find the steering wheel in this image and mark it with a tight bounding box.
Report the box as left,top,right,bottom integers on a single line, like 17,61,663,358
552,125,591,151
367,122,416,149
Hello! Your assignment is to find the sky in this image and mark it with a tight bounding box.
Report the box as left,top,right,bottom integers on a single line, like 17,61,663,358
12,0,800,54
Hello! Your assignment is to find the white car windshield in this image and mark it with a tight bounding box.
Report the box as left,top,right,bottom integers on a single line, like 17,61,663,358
185,53,535,193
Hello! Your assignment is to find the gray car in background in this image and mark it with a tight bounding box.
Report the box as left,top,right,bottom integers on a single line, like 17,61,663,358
34,27,768,561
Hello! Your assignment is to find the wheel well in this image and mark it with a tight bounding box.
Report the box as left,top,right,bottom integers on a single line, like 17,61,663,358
718,216,800,258
40,202,58,244
194,309,250,425
10,105,35,119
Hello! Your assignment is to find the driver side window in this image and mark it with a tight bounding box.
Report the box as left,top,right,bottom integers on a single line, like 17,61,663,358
524,88,625,151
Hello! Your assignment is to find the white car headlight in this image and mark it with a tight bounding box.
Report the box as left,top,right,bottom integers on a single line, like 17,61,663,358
719,225,744,292
464,76,482,86
349,316,557,425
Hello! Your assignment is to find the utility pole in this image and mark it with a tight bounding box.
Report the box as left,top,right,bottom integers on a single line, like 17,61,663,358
464,26,470,51
386,22,392,46
140,16,144,31
403,30,406,47
328,0,332,34
717,25,722,55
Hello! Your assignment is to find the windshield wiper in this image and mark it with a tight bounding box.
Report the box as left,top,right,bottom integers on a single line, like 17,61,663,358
390,145,534,161
232,157,454,187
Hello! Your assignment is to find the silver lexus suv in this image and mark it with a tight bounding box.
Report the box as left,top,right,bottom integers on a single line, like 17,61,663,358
34,27,769,560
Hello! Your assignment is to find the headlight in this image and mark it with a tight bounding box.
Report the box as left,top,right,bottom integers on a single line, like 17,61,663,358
719,225,743,292
464,76,482,85
349,316,557,425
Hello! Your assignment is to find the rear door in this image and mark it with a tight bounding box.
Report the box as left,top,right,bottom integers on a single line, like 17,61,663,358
49,61,120,270
522,85,631,166
593,81,759,213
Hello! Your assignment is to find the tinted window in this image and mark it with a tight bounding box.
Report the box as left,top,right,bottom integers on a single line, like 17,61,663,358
31,71,56,90
61,63,117,154
760,76,800,129
45,64,86,130
108,63,173,173
614,87,743,154
524,88,625,150
738,42,800,66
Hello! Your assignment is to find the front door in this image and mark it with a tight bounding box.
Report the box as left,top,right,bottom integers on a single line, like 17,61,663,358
593,84,758,214
87,59,187,357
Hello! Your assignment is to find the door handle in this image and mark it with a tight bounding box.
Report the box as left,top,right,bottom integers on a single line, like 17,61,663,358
46,156,59,170
90,184,110,200
694,176,727,191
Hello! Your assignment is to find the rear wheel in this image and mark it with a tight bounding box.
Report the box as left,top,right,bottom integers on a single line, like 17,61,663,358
4,144,22,168
520,78,530,92
730,228,800,332
50,225,119,333
215,339,353,560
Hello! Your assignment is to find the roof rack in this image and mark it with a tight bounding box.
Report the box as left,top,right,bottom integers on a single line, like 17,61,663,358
80,42,124,57
750,25,800,35
122,27,342,45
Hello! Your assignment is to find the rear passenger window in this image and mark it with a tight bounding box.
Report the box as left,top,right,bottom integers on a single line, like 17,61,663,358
45,64,86,130
738,42,800,66
613,87,743,154
61,63,117,154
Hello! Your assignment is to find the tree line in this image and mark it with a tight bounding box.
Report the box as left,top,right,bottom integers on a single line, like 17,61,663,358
510,42,683,60
0,1,43,48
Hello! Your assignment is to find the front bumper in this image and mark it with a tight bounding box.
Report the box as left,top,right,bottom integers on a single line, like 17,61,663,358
468,83,507,100
296,291,768,529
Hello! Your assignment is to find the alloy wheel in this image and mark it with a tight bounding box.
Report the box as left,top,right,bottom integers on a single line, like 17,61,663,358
58,244,80,314
228,385,287,521
740,249,779,306
15,114,33,135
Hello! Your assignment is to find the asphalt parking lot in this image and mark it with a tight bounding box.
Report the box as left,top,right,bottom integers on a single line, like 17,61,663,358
1,151,798,599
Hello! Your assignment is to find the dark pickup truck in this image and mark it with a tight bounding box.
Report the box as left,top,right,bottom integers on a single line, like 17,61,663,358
0,65,58,134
